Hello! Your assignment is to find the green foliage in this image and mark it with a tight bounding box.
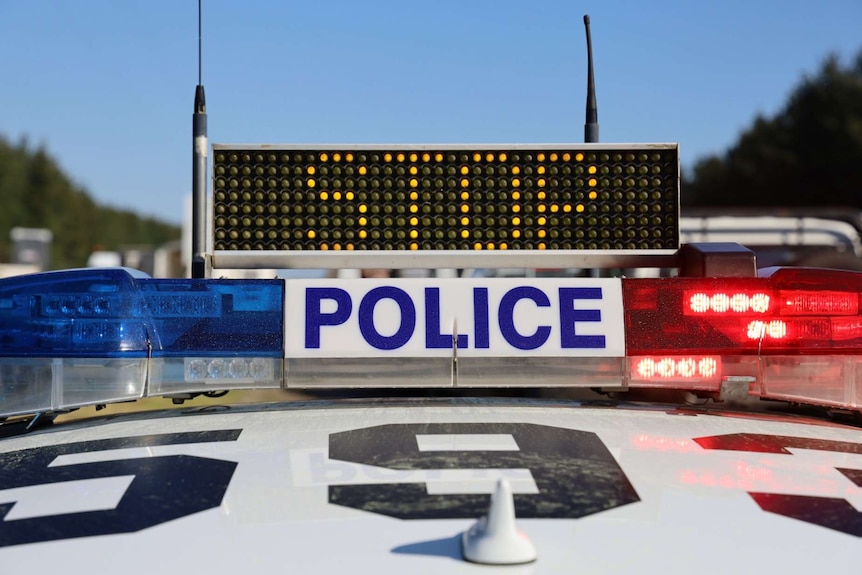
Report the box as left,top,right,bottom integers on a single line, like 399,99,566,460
0,136,180,269
685,49,862,207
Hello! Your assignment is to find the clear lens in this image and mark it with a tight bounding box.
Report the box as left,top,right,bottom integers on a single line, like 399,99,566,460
147,357,282,395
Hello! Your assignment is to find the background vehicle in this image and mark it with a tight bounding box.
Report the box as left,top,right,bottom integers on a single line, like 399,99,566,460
681,206,862,270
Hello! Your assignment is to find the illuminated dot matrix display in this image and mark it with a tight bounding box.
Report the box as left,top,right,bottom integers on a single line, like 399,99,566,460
212,146,679,252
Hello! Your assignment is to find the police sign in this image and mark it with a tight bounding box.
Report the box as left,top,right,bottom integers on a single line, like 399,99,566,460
284,278,625,358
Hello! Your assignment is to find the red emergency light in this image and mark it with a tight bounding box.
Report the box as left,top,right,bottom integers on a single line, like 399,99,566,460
622,267,862,409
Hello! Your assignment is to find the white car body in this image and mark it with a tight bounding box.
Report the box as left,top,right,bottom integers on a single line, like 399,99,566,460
1,397,859,573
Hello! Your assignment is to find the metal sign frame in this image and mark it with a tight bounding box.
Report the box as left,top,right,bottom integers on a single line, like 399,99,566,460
210,143,680,270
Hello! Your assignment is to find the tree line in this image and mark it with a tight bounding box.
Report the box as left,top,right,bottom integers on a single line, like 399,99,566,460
684,49,862,208
0,137,179,270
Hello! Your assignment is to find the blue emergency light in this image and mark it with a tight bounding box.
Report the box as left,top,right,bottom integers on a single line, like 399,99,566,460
0,268,283,417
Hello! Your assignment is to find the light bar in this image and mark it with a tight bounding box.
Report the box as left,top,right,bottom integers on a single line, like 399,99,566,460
210,144,680,268
3,267,862,420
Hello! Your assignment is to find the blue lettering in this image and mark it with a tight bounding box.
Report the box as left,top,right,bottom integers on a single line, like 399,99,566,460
359,287,416,350
306,288,352,348
425,288,468,349
498,287,551,350
559,288,606,348
473,288,490,349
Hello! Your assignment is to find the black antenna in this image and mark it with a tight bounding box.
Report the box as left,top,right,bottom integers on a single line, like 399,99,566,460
198,0,203,86
583,15,599,143
191,0,208,278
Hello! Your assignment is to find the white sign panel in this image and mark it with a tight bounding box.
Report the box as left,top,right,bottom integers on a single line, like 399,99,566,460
284,278,624,358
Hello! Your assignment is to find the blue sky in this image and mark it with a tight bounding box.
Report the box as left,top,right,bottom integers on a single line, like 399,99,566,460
1,0,860,225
